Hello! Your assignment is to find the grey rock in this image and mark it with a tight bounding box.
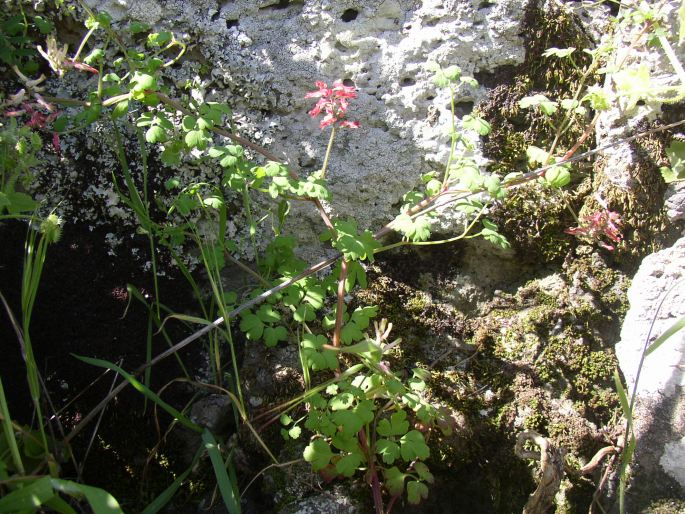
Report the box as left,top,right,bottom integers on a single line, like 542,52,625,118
616,237,685,506
77,0,528,263
665,181,685,224
189,394,235,434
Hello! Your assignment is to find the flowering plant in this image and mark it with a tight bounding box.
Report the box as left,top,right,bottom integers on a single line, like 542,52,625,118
565,204,623,251
305,80,360,129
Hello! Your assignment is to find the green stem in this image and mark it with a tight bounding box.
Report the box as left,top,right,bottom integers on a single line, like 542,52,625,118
72,27,96,62
442,85,458,189
320,126,336,179
243,184,261,268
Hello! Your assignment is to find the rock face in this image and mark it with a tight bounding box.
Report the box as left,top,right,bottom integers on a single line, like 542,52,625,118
81,0,528,249
616,238,685,507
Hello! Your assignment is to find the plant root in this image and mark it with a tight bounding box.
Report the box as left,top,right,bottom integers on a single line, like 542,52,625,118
515,430,565,514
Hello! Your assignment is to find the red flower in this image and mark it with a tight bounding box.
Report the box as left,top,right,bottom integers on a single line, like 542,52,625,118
305,80,360,129
565,208,623,251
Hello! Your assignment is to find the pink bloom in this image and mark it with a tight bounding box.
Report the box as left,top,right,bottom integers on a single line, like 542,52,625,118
565,208,623,251
305,79,360,129
3,100,61,156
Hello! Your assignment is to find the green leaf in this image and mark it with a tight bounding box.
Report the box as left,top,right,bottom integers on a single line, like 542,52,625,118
130,72,157,95
407,480,429,505
6,191,38,214
301,334,338,371
111,100,129,120
392,213,432,242
33,16,54,34
335,451,363,477
83,48,105,65
0,476,54,511
426,62,460,88
665,140,685,182
400,430,430,461
185,129,210,150
414,461,434,483
613,64,652,110
263,325,288,347
85,11,111,29
294,303,315,322
331,409,364,436
480,219,510,249
329,392,355,411
377,410,409,437
344,261,367,291
338,340,382,363
376,439,401,464
303,284,325,309
526,145,551,166
303,439,333,471
661,167,678,183
239,313,265,340
145,125,167,144
462,115,491,135
288,425,302,439
350,306,378,330
542,47,576,58
341,322,364,345
582,85,611,111
543,165,571,188
383,467,407,497
257,304,281,323
129,21,151,34
519,94,558,115
202,430,241,514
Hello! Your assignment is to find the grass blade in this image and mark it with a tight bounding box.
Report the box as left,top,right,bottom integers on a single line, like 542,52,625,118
202,429,241,514
645,314,685,356
51,478,124,513
613,369,632,424
0,377,24,475
73,354,202,433
0,476,54,511
141,447,203,514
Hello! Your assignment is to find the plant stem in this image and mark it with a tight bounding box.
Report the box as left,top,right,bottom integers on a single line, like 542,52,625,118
332,259,348,348
320,126,336,179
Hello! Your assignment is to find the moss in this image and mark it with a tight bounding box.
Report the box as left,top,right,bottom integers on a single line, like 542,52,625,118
491,183,578,263
644,499,685,513
477,5,598,179
586,125,673,271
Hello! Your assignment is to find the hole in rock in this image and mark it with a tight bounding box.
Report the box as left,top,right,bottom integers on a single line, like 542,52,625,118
454,101,474,117
226,19,239,29
342,78,355,88
260,0,290,10
341,8,359,22
401,77,416,87
211,10,220,21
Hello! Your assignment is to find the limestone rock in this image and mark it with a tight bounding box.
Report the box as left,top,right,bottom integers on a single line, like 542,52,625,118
79,0,528,260
616,237,685,506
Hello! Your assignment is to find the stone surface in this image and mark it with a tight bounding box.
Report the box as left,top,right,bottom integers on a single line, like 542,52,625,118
616,238,685,398
74,0,529,261
616,237,685,504
189,394,235,434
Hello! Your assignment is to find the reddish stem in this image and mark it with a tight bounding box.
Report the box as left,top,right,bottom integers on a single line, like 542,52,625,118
358,428,384,514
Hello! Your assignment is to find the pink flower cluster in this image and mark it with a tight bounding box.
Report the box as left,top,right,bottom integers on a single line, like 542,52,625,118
565,208,623,251
4,93,62,156
305,80,360,129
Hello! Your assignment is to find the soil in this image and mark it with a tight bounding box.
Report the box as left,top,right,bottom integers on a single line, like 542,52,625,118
0,220,213,511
